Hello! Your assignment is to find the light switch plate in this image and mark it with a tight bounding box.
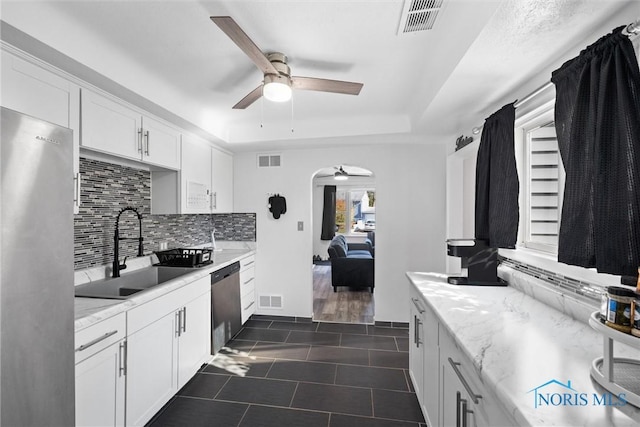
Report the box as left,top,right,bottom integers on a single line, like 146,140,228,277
297,221,304,231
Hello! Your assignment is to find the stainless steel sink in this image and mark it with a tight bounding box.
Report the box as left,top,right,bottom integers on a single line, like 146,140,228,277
74,266,195,299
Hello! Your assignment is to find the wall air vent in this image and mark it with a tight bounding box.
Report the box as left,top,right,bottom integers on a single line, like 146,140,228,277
257,154,281,168
259,295,283,309
398,0,444,34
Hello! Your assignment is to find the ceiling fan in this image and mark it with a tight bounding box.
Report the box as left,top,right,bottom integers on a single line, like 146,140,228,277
317,166,373,181
210,16,364,109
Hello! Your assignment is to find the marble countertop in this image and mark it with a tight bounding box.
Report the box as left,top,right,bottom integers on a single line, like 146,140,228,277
74,248,255,332
407,272,640,426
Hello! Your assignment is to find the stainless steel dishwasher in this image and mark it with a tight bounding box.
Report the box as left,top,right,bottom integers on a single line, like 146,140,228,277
210,261,241,354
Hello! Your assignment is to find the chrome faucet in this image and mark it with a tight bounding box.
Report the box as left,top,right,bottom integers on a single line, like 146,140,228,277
113,206,144,278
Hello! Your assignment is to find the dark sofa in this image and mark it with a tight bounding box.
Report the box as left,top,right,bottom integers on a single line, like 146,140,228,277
327,235,374,293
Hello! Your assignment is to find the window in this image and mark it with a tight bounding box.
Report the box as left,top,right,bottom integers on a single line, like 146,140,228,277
521,108,565,253
335,188,375,234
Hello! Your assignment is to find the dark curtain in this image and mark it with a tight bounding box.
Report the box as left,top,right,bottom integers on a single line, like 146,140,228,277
551,26,640,276
474,102,519,248
320,185,337,240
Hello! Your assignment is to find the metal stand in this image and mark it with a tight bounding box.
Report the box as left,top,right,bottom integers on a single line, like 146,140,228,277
589,311,640,407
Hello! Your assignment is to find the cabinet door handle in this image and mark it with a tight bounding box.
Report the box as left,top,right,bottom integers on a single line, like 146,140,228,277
118,341,127,377
144,130,150,155
175,311,182,337
456,391,462,427
137,128,143,153
75,330,118,352
448,358,482,404
244,300,255,311
181,307,187,333
212,191,217,210
243,260,255,268
462,399,473,427
243,277,255,285
411,297,425,314
413,315,422,347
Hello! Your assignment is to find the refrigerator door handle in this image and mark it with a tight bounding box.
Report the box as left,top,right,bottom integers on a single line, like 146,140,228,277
74,172,81,207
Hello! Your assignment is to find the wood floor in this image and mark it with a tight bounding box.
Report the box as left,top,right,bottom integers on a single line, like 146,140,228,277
312,265,374,324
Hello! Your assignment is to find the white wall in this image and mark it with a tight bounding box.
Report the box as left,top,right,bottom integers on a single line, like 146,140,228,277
233,142,447,322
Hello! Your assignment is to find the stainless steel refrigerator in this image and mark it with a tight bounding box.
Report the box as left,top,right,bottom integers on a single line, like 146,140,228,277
1,107,75,425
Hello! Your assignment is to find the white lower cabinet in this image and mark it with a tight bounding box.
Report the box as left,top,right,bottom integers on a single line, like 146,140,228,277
126,310,178,426
409,291,426,402
440,329,515,427
75,275,211,427
441,330,486,427
422,300,439,425
177,291,212,388
408,288,514,427
126,276,211,426
409,286,439,427
74,313,127,427
240,255,256,324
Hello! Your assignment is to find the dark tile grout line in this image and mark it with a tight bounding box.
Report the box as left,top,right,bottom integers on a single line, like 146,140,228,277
173,395,422,427
233,337,409,358
148,319,420,427
197,368,414,394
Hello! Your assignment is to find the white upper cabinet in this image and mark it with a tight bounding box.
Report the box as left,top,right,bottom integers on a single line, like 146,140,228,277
80,89,141,160
181,134,213,214
1,48,81,213
1,49,77,128
211,147,233,213
176,133,233,214
141,115,181,170
80,89,180,170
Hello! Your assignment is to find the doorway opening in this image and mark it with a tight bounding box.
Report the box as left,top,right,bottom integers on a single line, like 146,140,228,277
311,165,376,324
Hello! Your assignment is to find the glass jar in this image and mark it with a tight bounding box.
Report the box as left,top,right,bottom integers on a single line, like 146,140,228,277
606,286,636,333
600,293,609,323
632,294,640,338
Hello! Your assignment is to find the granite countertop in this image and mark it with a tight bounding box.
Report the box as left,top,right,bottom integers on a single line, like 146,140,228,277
406,272,640,426
74,248,255,332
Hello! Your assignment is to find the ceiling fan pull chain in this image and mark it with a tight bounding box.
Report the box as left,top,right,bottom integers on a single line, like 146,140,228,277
260,95,264,128
291,93,295,133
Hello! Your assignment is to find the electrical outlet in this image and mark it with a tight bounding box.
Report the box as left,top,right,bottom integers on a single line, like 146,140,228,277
297,221,304,231
159,241,168,250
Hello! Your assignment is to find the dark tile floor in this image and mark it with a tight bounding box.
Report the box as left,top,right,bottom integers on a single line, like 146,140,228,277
147,317,426,427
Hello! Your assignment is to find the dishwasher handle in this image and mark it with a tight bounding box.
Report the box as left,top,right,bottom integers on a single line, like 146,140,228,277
211,261,241,284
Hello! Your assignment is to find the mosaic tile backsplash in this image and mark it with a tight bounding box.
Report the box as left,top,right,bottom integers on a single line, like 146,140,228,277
74,158,256,270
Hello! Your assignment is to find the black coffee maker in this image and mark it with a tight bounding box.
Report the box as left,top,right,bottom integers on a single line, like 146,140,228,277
446,239,505,286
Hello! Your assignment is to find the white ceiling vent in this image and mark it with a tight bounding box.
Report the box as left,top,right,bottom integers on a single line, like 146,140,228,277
257,154,282,168
398,0,445,34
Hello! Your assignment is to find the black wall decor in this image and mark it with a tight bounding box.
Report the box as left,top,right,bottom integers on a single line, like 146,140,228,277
268,194,287,219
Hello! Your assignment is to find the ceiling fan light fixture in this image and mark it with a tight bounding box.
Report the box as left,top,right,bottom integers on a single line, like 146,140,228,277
334,169,349,181
263,74,292,102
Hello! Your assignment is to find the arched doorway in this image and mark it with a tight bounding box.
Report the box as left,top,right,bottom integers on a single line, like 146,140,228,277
311,164,376,324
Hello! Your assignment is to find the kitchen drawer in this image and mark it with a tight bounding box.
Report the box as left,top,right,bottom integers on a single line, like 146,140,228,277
240,255,255,271
241,291,256,324
75,312,126,364
440,324,515,427
240,266,255,296
128,275,209,335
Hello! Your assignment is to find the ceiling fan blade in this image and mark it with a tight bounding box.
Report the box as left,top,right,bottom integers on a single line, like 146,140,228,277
292,77,363,95
210,16,278,75
233,85,263,109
